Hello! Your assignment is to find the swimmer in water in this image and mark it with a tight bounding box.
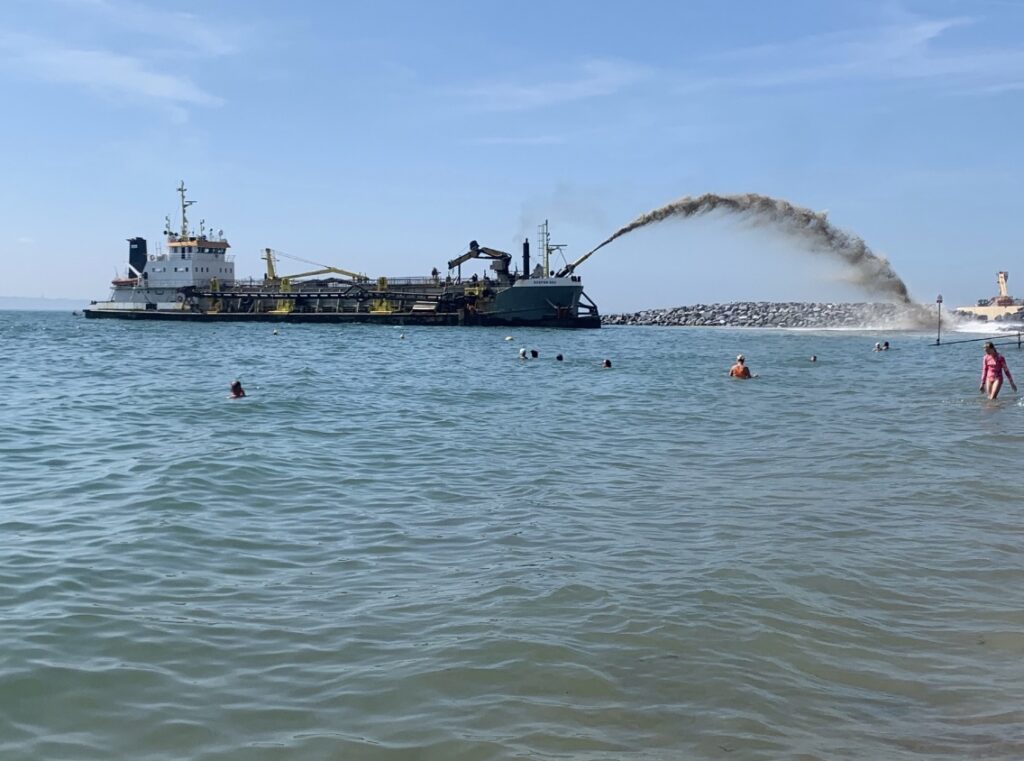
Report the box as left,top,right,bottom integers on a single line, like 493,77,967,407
882,341,890,351
980,341,1016,399
602,359,612,368
530,349,539,359
556,354,564,362
229,380,246,398
729,354,754,378
873,342,882,352
810,355,817,363
519,348,527,359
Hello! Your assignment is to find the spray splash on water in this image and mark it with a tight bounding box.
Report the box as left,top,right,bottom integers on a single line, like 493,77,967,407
577,192,914,305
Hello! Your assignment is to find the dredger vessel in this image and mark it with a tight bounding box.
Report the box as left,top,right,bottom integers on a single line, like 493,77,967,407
85,183,600,327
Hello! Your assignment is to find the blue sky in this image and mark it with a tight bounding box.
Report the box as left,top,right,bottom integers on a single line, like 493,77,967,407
1,0,1022,310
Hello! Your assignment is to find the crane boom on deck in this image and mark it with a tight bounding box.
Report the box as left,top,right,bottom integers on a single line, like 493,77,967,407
447,241,514,283
262,248,369,282
447,241,512,271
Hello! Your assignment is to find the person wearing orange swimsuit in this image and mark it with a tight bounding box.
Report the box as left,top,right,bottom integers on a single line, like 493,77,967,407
729,355,752,379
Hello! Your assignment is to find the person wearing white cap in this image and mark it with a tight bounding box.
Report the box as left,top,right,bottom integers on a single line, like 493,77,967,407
729,354,753,379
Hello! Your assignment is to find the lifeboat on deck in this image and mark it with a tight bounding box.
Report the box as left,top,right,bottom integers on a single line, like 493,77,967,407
111,277,139,287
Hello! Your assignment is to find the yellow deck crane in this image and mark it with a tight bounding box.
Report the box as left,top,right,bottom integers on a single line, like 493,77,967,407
262,248,369,283
261,248,371,314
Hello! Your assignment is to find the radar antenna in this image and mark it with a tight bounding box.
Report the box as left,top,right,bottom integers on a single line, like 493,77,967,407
177,180,196,238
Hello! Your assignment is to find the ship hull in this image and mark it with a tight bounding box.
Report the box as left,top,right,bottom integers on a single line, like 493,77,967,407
84,276,600,328
82,307,599,328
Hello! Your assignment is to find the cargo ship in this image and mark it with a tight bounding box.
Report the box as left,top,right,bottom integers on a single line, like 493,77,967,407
954,271,1023,321
84,183,600,327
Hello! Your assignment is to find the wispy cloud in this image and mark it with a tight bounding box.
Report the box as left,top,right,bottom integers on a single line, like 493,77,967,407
678,15,1024,95
0,32,222,107
0,0,239,116
452,59,650,111
52,0,241,56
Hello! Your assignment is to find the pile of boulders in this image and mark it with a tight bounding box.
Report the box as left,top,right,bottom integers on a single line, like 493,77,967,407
602,302,930,329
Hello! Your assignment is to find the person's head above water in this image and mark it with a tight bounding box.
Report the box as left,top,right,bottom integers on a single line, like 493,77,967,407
882,341,890,350
602,358,612,368
810,355,817,362
736,354,745,364
229,380,245,398
519,348,527,359
556,354,563,361
530,349,539,358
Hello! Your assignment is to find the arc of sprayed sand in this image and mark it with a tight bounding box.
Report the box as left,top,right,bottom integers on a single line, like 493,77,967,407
574,193,913,304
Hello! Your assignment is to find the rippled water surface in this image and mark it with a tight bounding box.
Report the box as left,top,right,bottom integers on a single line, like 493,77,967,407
2,311,1023,760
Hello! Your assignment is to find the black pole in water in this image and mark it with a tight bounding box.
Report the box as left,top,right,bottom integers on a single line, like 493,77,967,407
935,294,943,345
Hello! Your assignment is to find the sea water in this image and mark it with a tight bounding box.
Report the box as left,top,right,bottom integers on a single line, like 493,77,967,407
1,311,1022,760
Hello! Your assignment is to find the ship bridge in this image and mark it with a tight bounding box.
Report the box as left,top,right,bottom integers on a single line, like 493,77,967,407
142,181,236,289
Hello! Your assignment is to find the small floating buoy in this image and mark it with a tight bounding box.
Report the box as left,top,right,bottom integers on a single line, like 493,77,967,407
504,336,513,341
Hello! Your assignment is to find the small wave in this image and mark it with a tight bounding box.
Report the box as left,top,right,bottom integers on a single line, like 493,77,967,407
953,319,1024,335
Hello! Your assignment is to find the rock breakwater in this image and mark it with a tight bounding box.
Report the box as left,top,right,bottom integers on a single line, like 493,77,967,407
602,302,935,329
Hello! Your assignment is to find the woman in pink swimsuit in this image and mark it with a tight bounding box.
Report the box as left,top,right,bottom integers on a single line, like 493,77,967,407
980,342,1016,399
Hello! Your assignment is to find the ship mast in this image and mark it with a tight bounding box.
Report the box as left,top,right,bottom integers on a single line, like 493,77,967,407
537,219,566,278
177,180,195,238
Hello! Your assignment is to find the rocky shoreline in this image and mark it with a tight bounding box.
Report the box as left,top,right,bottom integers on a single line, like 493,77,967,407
601,302,936,329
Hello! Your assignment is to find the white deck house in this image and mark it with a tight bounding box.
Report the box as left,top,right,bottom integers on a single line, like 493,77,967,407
94,182,235,310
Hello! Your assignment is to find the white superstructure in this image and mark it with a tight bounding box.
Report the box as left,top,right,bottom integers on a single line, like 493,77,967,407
93,181,235,311
146,181,234,289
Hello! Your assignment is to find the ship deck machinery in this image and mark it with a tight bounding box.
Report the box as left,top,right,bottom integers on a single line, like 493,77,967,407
85,185,600,328
87,240,598,326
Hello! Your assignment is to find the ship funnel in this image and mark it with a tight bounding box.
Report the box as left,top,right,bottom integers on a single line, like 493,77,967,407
522,238,530,280
128,237,147,276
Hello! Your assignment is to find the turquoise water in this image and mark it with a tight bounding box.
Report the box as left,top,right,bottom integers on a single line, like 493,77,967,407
2,311,1023,760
